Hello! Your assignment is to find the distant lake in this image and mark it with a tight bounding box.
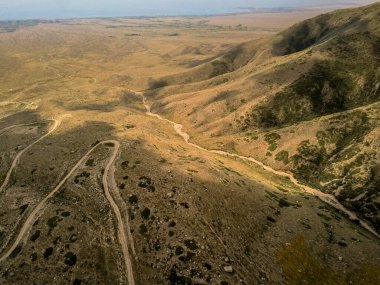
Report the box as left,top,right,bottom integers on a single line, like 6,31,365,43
0,0,374,20
0,1,253,20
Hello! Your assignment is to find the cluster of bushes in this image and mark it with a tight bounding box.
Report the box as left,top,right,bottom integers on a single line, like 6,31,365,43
210,60,231,78
243,59,379,130
148,79,168,90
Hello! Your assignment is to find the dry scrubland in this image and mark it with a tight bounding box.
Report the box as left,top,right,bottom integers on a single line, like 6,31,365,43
0,6,379,285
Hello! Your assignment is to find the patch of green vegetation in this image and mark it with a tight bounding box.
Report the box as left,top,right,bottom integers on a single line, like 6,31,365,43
275,150,289,165
267,216,276,223
175,246,184,255
292,140,325,182
147,185,155,192
128,195,138,204
64,252,77,266
265,190,278,200
277,235,380,284
148,79,168,90
318,111,371,153
47,216,63,234
85,159,94,166
74,171,90,184
219,165,242,176
19,204,29,215
168,266,192,285
272,8,342,56
291,110,374,192
141,207,151,220
346,264,380,285
210,60,231,78
243,57,379,130
276,186,289,193
139,224,148,235
264,132,281,151
184,239,198,250
179,251,196,262
178,155,198,162
0,173,5,185
61,211,70,217
10,245,22,258
43,247,53,259
138,176,152,188
317,213,332,221
179,202,190,210
30,252,38,262
30,230,41,242
278,198,291,208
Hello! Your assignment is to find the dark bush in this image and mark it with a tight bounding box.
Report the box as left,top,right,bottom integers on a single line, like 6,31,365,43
141,208,151,220
149,79,168,90
64,252,77,266
43,247,53,259
30,230,41,242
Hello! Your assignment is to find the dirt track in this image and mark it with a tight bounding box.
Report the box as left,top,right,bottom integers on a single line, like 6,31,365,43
0,123,38,137
0,132,135,284
0,118,61,194
140,92,379,237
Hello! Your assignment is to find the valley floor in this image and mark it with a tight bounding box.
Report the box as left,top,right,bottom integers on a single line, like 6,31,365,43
0,9,379,285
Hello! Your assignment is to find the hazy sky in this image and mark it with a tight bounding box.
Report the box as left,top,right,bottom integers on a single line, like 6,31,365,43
0,0,376,20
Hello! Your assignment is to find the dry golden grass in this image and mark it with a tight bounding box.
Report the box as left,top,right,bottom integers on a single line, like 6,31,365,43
0,7,379,284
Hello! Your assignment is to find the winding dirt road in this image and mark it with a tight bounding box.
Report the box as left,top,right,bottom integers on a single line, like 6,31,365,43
0,113,135,283
139,92,379,237
0,118,62,194
0,123,38,137
102,141,136,285
0,101,39,121
0,140,135,285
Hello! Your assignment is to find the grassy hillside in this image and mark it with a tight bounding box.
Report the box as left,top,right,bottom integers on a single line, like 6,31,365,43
1,8,380,284
147,40,261,88
147,3,380,232
244,3,380,129
272,3,380,56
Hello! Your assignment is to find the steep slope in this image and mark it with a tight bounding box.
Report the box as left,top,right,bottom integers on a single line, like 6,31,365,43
145,3,380,232
246,3,380,129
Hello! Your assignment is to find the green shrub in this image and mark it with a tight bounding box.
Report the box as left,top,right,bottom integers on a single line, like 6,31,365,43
184,239,198,250
141,208,151,220
276,151,289,164
149,79,168,90
265,132,281,151
210,60,230,78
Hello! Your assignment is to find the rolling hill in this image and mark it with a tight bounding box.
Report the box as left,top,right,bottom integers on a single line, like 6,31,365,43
145,2,380,232
1,4,380,285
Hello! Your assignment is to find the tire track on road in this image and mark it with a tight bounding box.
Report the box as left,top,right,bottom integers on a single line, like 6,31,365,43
0,140,135,285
